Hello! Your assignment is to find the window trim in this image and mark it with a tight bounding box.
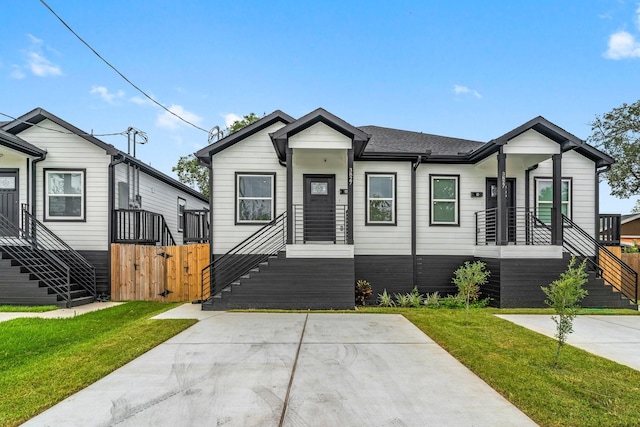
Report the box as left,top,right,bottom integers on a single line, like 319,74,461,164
43,168,86,222
365,172,397,226
234,172,276,225
534,177,572,224
430,174,460,226
177,197,186,232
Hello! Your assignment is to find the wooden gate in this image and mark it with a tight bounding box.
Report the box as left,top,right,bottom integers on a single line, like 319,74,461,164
111,243,209,302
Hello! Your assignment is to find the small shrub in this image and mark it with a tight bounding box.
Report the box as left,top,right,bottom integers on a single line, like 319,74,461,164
377,289,395,307
394,292,412,307
439,294,465,309
407,286,424,307
452,260,490,325
355,279,373,306
423,292,441,308
541,257,588,368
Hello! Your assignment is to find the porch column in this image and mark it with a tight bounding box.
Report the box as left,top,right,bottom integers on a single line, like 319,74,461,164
496,150,508,246
551,153,563,246
286,146,293,245
347,148,354,244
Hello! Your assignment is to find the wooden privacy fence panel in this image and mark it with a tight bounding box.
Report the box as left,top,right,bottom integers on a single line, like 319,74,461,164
111,243,209,302
622,252,640,277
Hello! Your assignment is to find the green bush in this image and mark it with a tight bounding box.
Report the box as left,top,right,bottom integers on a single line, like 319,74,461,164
423,292,441,308
377,289,395,307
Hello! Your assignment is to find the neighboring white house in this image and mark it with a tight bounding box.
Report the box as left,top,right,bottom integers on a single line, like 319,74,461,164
0,108,209,305
195,107,636,310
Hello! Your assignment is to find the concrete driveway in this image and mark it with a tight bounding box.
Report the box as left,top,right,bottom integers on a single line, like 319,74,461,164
23,306,536,426
498,315,640,371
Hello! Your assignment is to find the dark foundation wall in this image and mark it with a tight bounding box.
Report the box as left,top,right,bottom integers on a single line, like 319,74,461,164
478,257,571,308
354,255,474,301
79,251,110,296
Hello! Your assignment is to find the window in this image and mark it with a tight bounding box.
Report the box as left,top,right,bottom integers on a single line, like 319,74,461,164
430,175,459,225
535,178,571,224
236,173,275,223
366,173,396,224
44,169,85,221
177,197,186,232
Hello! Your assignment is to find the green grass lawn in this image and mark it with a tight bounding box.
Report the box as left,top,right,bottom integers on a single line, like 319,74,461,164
0,301,196,427
0,305,58,313
356,307,640,427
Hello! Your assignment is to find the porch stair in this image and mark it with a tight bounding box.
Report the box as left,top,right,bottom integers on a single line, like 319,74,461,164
203,251,354,310
581,270,637,309
0,209,96,308
0,249,94,307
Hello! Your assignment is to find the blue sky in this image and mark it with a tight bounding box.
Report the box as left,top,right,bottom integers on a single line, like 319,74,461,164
2,1,640,213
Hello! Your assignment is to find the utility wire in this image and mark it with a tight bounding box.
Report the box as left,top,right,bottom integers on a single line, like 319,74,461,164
0,111,127,137
39,0,209,134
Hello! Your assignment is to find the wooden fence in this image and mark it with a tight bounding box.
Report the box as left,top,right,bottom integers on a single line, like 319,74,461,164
111,243,210,302
622,252,640,276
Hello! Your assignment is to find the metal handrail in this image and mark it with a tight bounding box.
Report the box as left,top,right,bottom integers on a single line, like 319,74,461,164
183,209,209,243
201,212,286,302
475,207,552,245
21,208,96,298
562,214,637,303
0,213,73,304
598,213,621,246
113,209,176,246
292,204,348,244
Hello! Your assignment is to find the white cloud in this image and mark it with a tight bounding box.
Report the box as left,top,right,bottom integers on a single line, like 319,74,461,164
156,105,202,130
26,51,62,77
636,4,640,31
130,96,154,106
604,30,640,59
90,86,125,104
10,65,25,79
224,113,242,127
11,35,63,78
453,84,482,99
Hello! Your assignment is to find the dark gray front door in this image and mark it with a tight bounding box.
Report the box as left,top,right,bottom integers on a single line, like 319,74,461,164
303,175,335,242
0,170,19,236
486,178,516,242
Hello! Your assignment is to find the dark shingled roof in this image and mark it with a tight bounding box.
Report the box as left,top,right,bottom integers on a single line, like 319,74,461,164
358,125,485,156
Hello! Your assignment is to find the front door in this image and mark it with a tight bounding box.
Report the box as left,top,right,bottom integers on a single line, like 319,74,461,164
303,175,336,243
0,170,19,236
486,178,516,243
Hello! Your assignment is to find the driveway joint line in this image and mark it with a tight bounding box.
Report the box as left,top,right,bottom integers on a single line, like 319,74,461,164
279,312,309,427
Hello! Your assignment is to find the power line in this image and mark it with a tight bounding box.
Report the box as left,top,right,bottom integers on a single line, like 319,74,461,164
38,0,209,134
0,111,127,137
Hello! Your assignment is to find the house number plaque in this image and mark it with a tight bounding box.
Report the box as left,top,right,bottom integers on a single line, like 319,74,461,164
0,177,15,190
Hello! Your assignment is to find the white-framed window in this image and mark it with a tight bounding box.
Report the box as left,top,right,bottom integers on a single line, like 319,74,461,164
44,169,85,221
366,173,396,224
236,173,275,223
177,197,186,232
535,178,571,224
430,175,459,225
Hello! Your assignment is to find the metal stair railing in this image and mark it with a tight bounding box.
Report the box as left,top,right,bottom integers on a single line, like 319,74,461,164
201,212,286,302
22,208,97,299
0,213,73,304
475,207,552,245
183,209,209,243
113,209,176,246
562,214,637,303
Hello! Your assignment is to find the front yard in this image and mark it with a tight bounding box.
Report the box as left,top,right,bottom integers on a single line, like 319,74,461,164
0,302,196,427
1,303,640,427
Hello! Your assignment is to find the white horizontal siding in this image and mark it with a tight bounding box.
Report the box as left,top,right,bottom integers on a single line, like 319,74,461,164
292,149,348,206
531,150,596,238
17,120,111,251
503,129,561,155
211,122,286,254
289,122,352,149
0,151,29,219
114,164,209,245
353,161,411,255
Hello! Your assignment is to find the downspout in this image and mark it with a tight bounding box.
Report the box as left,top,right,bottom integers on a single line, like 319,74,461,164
412,155,422,286
31,151,47,217
595,165,611,242
107,154,125,298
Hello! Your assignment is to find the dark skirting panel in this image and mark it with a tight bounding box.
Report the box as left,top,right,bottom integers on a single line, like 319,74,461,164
79,250,110,296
